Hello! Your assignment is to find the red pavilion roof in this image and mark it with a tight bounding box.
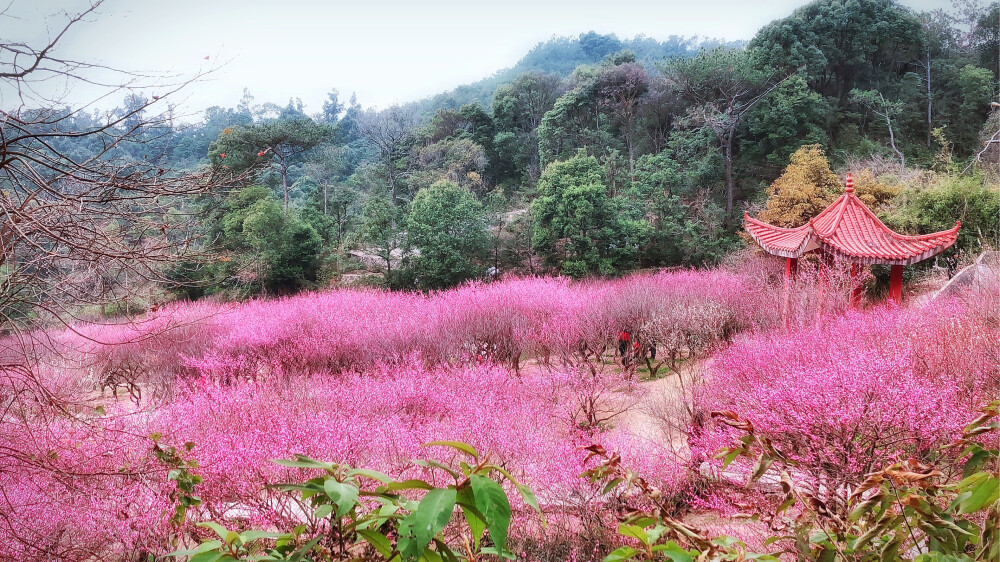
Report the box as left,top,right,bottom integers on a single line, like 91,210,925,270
745,174,961,266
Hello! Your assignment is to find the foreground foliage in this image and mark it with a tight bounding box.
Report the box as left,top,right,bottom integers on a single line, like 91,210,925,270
171,441,539,562
584,402,999,561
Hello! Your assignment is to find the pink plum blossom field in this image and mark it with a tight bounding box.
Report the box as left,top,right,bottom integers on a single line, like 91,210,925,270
1,270,996,561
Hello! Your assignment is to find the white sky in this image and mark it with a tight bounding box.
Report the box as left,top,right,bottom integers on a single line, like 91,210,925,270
8,0,955,119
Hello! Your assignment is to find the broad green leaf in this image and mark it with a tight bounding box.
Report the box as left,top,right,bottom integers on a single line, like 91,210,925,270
720,448,741,469
487,465,543,518
357,529,393,558
433,537,462,562
239,530,284,542
602,477,624,495
456,487,486,549
314,504,333,519
470,474,512,554
461,504,486,549
617,523,648,545
165,540,223,557
958,475,998,514
879,536,903,561
385,479,435,492
413,459,461,479
349,468,392,483
423,545,444,562
604,546,640,561
650,541,694,562
270,456,335,470
189,552,224,562
324,479,359,517
422,441,479,459
479,546,517,560
516,483,543,522
398,488,457,562
198,521,233,543
748,452,773,484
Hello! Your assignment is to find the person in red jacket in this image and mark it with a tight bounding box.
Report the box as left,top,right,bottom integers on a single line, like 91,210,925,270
617,330,631,362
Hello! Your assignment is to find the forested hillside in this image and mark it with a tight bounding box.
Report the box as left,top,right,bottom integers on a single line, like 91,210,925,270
36,0,1000,300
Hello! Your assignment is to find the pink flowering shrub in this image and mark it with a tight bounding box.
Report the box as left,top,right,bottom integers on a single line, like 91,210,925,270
154,363,685,529
694,301,999,507
0,360,685,560
171,271,767,382
0,414,175,560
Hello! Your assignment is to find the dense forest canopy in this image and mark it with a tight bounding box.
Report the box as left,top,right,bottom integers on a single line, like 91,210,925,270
20,0,1000,300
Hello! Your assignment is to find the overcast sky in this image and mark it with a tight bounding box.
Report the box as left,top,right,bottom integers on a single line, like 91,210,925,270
8,0,954,119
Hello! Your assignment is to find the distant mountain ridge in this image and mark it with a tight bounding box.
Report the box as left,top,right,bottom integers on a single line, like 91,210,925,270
406,31,743,116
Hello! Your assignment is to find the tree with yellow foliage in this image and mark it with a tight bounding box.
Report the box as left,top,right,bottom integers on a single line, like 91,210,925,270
852,169,902,212
758,145,841,228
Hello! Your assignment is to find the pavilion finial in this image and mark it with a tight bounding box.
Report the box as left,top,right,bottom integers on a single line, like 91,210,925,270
845,173,854,193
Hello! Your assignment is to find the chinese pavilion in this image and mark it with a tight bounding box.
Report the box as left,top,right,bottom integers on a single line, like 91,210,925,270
744,174,961,303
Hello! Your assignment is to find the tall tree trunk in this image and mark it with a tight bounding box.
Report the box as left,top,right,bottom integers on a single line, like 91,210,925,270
926,49,932,149
886,112,905,172
724,127,735,216
323,184,328,215
626,127,635,178
385,151,397,206
281,161,289,213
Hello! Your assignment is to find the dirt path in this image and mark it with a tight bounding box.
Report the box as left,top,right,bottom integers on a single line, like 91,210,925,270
612,367,697,458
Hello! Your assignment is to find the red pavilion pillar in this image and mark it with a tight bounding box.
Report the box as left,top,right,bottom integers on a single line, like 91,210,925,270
850,263,864,307
888,265,904,304
782,257,797,328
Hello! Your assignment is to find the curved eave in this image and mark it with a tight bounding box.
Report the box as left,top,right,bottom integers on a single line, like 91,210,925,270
745,212,961,266
815,221,961,266
744,213,816,258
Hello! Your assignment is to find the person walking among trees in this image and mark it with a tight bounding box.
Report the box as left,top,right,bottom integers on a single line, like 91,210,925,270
617,330,631,365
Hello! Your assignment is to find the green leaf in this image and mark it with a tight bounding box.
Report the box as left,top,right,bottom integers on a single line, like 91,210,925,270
461,504,486,550
271,456,335,470
165,540,223,557
198,521,233,543
516,483,543,516
398,488,457,562
189,552,224,562
479,546,517,560
385,479,435,492
749,452,773,484
422,441,479,459
488,465,543,518
650,541,694,562
239,530,284,542
958,475,998,514
720,448,741,469
456,487,486,549
357,529,393,558
433,537,462,562
617,523,649,546
413,459,462,479
349,468,392,483
604,546,640,561
314,504,333,519
602,477,624,495
423,544,445,562
879,536,904,561
470,474,512,554
963,449,991,478
323,479,360,517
